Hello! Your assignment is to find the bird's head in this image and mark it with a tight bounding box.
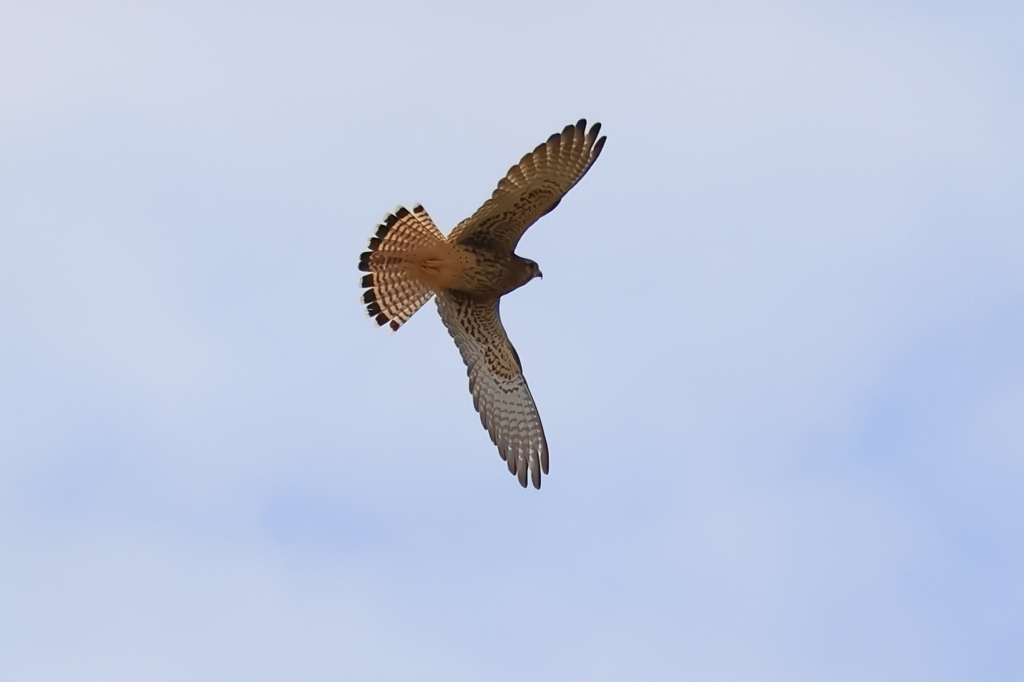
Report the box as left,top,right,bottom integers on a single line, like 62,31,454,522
504,256,543,295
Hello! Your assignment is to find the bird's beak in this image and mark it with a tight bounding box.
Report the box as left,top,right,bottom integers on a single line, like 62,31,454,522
536,269,543,280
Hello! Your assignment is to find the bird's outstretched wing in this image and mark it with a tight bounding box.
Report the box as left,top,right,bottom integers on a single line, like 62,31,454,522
435,291,549,488
447,119,605,252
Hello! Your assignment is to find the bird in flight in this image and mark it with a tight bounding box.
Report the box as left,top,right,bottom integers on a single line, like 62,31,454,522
359,119,606,488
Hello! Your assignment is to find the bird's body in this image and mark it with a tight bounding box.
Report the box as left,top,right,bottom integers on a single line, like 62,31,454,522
359,119,606,488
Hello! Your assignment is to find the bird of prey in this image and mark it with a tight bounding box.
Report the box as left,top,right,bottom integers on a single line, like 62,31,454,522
358,119,606,488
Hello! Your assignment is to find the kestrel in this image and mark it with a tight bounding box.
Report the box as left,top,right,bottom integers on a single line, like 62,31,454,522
358,119,606,488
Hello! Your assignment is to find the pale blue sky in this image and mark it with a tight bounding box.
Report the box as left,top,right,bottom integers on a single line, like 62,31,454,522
1,2,1022,680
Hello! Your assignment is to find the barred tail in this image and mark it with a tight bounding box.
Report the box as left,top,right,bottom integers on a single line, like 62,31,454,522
358,205,446,331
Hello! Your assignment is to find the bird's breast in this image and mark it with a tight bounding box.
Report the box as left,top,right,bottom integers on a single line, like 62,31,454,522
444,247,517,298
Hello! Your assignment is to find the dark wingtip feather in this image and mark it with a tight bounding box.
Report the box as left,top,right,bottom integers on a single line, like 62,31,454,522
362,289,376,304
592,135,607,161
361,274,374,288
374,312,390,327
389,320,400,332
588,121,602,139
358,252,371,272
366,301,381,316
